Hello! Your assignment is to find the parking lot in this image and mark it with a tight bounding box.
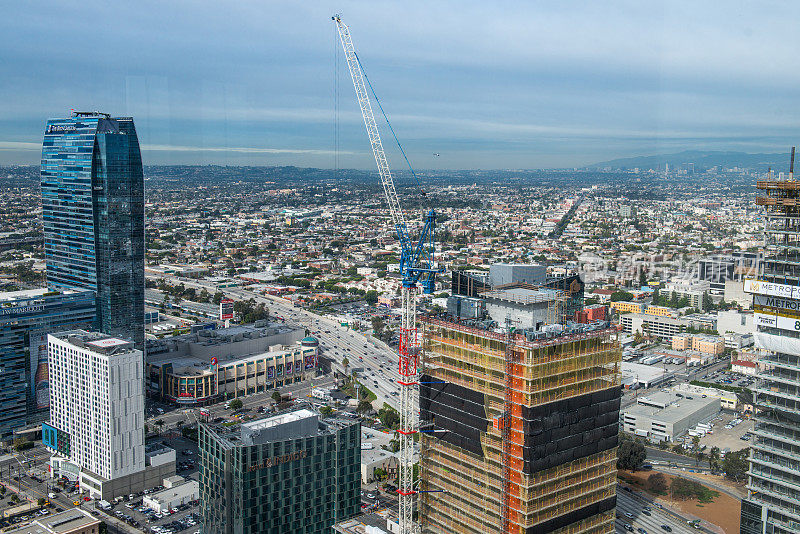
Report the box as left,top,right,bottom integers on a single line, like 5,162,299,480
697,368,756,390
697,412,754,453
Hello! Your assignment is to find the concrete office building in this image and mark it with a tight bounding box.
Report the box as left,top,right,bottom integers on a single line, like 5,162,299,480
620,392,720,443
420,316,621,534
740,169,800,534
45,330,175,499
200,408,360,534
619,313,689,341
0,288,95,439
664,278,710,310
41,112,145,348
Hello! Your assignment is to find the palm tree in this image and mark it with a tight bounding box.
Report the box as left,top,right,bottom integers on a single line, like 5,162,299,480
155,419,165,435
342,357,349,376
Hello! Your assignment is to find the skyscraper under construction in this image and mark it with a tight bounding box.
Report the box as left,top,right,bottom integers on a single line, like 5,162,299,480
419,310,621,533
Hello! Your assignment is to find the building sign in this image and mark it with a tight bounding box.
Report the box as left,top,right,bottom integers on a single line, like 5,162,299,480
219,299,234,321
744,278,800,300
304,355,316,370
754,294,800,314
42,423,70,457
0,305,44,316
45,124,77,134
755,312,800,332
247,450,307,471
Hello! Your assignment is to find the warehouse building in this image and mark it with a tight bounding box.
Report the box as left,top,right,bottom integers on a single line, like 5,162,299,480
621,392,720,442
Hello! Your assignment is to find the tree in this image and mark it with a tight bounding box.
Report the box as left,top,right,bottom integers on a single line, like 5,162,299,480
647,472,668,494
272,390,283,404
691,435,700,450
723,449,749,482
371,316,385,336
357,400,373,414
228,398,243,411
373,467,387,482
365,290,379,305
342,358,350,375
378,405,401,429
155,419,165,434
617,440,647,471
709,447,721,470
319,406,334,417
611,290,635,302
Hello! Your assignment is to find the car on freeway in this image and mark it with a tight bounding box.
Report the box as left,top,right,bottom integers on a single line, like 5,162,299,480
660,526,672,532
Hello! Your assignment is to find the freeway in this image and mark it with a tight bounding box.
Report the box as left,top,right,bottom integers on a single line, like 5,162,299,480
146,274,403,411
616,489,696,534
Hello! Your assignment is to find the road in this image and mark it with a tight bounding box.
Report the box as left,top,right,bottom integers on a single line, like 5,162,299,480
146,275,402,411
146,373,336,432
646,448,710,471
616,489,696,534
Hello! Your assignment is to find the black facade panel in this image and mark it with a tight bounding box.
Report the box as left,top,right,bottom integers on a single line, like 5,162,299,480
420,374,488,457
521,387,620,474
525,495,616,534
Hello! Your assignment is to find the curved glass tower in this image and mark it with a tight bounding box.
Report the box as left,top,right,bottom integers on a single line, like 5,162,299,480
40,112,144,348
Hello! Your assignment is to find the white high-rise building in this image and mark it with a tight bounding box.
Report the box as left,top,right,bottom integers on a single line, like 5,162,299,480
45,330,144,483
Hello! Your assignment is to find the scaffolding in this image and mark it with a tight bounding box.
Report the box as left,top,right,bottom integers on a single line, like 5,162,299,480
420,317,620,534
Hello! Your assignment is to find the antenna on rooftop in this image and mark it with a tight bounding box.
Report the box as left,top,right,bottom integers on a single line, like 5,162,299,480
790,146,795,181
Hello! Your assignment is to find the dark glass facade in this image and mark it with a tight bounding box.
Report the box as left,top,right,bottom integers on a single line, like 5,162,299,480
41,113,144,348
200,412,360,534
0,289,95,438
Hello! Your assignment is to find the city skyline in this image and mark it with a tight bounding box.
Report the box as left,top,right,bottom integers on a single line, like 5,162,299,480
2,2,800,169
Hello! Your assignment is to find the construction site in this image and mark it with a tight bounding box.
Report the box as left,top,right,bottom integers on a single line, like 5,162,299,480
333,15,623,534
419,277,622,534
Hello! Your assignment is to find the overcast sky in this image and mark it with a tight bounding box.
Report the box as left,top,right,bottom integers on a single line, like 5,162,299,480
1,1,799,169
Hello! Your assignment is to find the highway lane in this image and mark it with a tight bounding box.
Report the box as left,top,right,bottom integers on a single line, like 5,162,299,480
616,489,695,534
148,275,403,411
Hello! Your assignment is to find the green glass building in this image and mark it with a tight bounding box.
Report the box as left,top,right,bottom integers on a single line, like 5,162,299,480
199,408,360,534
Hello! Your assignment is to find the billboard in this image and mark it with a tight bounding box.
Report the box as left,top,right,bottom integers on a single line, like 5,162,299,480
276,364,283,377
267,366,275,379
42,422,70,456
29,329,50,410
755,312,800,332
220,298,234,321
304,355,316,370
286,362,293,375
744,278,800,300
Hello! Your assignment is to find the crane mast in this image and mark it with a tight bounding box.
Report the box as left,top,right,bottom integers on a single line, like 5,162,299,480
334,15,437,534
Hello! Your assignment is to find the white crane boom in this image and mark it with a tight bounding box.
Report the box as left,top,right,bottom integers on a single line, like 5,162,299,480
334,17,406,233
334,15,420,534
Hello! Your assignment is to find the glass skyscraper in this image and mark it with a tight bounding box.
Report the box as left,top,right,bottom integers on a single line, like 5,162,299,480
41,112,144,348
0,288,95,439
200,409,360,534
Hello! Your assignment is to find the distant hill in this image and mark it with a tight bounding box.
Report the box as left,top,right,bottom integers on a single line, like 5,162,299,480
585,150,793,172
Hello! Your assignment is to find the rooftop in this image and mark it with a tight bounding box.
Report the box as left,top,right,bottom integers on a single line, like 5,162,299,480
625,392,719,423
6,508,100,533
51,329,135,355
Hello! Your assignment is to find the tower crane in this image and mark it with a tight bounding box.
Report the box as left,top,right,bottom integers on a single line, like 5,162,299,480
333,15,438,534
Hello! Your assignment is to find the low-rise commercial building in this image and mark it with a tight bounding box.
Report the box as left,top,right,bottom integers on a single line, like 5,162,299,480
732,360,759,376
671,333,725,355
361,447,398,485
145,323,316,404
143,477,199,514
5,508,100,534
621,392,721,442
